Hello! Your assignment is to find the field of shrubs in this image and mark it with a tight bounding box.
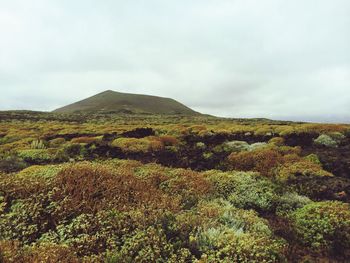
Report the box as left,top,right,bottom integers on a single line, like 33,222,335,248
0,111,350,262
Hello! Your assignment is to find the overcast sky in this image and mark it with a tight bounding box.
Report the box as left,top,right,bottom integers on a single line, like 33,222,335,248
0,0,349,122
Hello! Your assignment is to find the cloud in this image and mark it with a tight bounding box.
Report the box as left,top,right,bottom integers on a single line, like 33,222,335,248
0,0,349,122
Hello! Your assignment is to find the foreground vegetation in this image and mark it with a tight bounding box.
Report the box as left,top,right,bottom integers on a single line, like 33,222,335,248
0,111,350,262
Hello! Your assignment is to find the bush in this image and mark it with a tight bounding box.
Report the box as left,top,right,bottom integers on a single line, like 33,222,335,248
194,200,287,262
221,141,267,153
224,140,250,152
160,169,212,209
304,153,321,165
18,149,54,163
30,139,47,149
313,134,338,147
70,136,98,144
276,192,311,216
227,148,284,177
51,163,179,219
40,210,134,256
159,135,179,146
0,194,54,244
111,137,164,153
204,170,279,212
227,145,330,182
107,227,175,263
0,240,79,263
61,143,85,158
49,137,66,148
269,137,285,146
0,171,52,202
16,164,64,179
277,160,333,181
291,201,350,254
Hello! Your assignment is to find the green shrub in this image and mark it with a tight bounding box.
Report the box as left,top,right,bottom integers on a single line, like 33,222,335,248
291,201,350,254
0,194,54,244
268,137,285,146
221,141,267,153
18,149,54,163
205,170,279,212
107,226,174,263
196,226,286,263
227,175,279,212
40,210,133,256
313,134,338,147
223,140,250,152
16,165,64,179
30,140,46,149
195,142,206,150
304,153,321,165
328,132,346,142
276,192,311,216
195,200,287,262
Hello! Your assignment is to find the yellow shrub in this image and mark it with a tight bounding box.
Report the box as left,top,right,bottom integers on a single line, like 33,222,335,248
111,137,164,153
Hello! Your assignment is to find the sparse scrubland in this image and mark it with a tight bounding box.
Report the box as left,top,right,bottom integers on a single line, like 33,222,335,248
0,111,350,262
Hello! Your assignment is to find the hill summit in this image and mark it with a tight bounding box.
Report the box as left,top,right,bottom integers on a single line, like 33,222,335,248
53,90,199,115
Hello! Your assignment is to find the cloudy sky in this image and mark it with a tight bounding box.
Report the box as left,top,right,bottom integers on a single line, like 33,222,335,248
0,0,349,122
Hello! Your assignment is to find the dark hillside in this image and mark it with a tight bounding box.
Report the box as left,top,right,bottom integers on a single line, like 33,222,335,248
53,90,200,115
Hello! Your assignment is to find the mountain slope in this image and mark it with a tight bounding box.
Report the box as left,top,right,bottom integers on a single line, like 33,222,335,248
53,90,200,115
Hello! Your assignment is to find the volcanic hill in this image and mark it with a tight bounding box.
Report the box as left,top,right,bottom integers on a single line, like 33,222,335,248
53,90,200,115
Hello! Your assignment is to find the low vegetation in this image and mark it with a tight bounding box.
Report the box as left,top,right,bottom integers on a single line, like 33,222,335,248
0,111,349,262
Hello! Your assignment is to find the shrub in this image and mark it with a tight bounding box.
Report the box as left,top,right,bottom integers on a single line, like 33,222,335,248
195,142,206,150
0,171,52,202
111,137,164,153
269,137,285,146
304,153,321,165
40,210,134,256
49,137,66,148
227,145,328,181
276,192,311,216
291,201,350,254
227,148,284,177
61,143,85,158
107,227,175,263
194,200,287,262
16,164,64,179
196,226,286,262
0,241,79,263
204,171,279,212
313,134,338,148
159,135,179,146
224,140,250,152
30,139,46,149
249,142,268,151
229,176,279,212
18,149,54,163
277,160,333,181
160,169,212,209
221,141,267,153
70,136,98,144
51,163,179,219
0,194,54,244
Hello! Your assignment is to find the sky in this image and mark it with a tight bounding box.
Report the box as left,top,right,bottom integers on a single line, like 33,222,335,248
0,0,349,123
